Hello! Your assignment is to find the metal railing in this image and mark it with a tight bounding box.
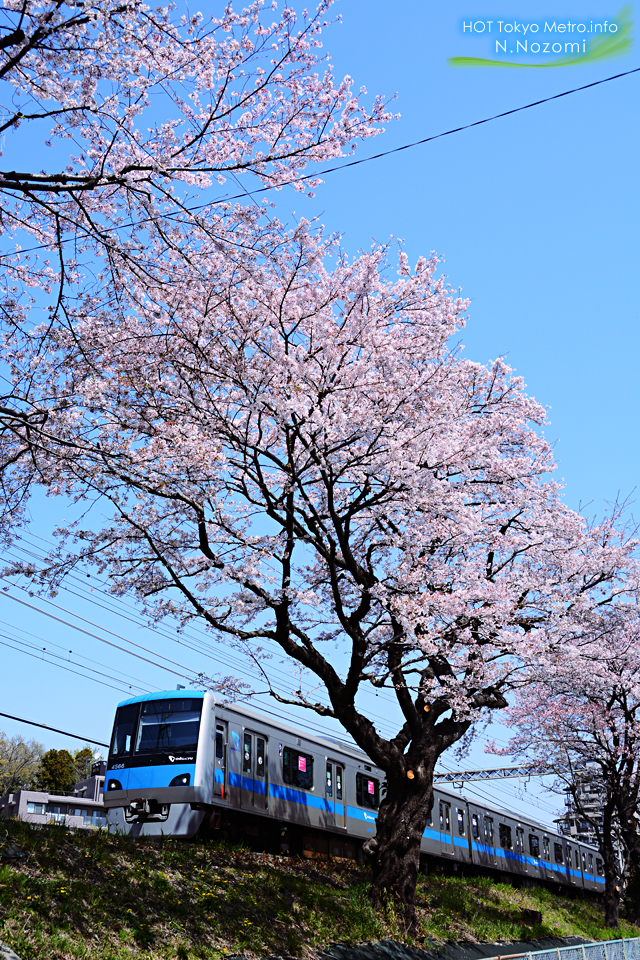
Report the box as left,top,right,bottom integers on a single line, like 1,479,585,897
490,938,640,960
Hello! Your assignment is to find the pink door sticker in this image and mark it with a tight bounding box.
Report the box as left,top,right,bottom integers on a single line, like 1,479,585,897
298,756,307,772
368,780,375,794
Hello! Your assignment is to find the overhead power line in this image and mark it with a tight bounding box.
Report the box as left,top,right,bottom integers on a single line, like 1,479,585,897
3,533,404,738
0,636,145,695
216,65,640,204
0,711,109,747
7,64,640,259
0,588,200,685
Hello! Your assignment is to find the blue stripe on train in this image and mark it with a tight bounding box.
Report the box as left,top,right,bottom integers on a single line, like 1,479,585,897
230,774,355,819
113,764,603,885
233,777,601,882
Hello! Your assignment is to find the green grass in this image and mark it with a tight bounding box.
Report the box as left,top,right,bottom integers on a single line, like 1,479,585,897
0,820,638,959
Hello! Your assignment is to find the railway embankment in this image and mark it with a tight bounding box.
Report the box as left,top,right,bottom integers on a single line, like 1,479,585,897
1,820,639,960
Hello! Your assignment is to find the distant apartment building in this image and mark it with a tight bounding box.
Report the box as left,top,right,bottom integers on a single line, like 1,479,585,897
556,778,605,846
555,766,626,874
0,761,107,830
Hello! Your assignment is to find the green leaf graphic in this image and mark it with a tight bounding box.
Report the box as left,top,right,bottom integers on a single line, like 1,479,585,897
449,5,633,67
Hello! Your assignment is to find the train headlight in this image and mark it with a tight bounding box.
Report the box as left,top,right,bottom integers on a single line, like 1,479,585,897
107,779,122,791
169,773,190,787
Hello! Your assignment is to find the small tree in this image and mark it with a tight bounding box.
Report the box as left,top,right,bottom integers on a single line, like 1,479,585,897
1,222,634,922
0,731,44,793
36,748,77,794
495,598,640,929
72,746,95,782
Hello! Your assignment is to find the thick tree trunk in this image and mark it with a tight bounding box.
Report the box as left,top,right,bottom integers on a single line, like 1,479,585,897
617,806,640,924
602,846,621,929
363,771,434,932
604,883,620,929
623,857,640,924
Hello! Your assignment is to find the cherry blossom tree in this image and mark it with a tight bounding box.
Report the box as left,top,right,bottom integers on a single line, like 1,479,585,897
1,216,636,921
0,0,391,515
493,592,640,928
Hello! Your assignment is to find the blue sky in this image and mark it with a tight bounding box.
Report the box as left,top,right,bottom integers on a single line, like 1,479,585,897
1,0,638,826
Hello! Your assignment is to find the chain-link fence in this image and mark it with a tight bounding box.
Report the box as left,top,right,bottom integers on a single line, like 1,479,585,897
525,940,640,960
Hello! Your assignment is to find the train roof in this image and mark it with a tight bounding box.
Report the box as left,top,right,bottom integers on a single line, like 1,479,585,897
116,689,373,765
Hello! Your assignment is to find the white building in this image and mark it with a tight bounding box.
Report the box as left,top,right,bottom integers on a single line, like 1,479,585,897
0,761,106,830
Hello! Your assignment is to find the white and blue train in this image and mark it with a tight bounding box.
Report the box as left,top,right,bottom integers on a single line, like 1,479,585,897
103,690,604,893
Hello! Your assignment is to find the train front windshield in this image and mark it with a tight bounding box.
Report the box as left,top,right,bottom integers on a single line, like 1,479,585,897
109,698,202,762
135,699,202,755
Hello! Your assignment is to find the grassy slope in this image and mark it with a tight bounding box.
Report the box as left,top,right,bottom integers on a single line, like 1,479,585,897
1,821,639,960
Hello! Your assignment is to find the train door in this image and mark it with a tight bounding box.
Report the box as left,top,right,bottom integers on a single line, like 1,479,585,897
483,815,496,862
566,844,577,884
227,723,243,807
439,799,454,854
241,730,268,809
325,761,346,829
528,831,542,877
516,827,527,871
213,720,227,799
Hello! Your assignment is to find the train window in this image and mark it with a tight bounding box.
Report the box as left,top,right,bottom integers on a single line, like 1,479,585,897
336,767,343,800
596,858,603,875
109,703,139,759
134,698,202,756
499,824,512,850
566,845,572,867
472,814,480,840
516,828,524,853
543,837,550,860
484,816,494,843
256,738,266,777
282,748,314,790
588,853,594,873
554,842,564,864
456,808,465,836
326,763,332,798
426,803,434,827
582,852,587,872
215,725,224,760
575,850,580,869
356,773,380,809
243,734,252,774
529,834,540,857
440,801,450,832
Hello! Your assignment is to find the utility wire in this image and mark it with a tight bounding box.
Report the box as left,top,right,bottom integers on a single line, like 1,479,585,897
3,533,402,736
5,64,640,259
0,616,150,688
0,632,147,695
212,65,640,205
0,710,109,747
0,587,201,685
